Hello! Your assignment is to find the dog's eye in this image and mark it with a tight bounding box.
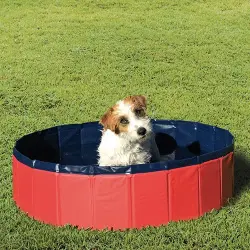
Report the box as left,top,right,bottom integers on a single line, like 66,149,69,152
135,109,145,117
120,118,129,125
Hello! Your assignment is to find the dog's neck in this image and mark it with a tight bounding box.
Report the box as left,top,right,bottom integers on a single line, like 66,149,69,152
101,129,149,150
98,129,152,166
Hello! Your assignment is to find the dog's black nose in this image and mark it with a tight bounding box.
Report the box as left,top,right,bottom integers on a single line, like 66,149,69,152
137,127,147,136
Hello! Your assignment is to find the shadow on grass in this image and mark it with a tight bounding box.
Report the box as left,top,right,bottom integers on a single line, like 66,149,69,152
234,151,250,197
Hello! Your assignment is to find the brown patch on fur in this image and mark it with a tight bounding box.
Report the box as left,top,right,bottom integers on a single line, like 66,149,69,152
117,117,129,134
100,105,118,132
100,105,129,134
124,95,147,113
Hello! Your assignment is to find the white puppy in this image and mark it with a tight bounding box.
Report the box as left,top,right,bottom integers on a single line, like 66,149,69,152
97,95,160,166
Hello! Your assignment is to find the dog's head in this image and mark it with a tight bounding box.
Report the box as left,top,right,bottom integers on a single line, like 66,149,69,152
100,95,152,141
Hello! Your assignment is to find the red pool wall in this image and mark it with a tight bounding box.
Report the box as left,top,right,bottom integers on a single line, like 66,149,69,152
12,152,234,230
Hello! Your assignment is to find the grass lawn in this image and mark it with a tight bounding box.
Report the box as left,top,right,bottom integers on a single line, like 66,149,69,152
1,0,250,249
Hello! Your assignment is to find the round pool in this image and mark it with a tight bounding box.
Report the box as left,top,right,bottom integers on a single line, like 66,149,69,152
12,120,234,229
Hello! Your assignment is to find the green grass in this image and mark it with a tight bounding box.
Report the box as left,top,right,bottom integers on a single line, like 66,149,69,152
1,0,250,249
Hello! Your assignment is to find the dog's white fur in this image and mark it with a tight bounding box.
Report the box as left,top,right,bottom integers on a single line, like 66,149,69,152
98,96,160,166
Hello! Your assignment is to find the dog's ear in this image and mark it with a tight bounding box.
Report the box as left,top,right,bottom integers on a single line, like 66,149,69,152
126,95,147,109
100,107,117,132
100,108,112,128
135,95,147,109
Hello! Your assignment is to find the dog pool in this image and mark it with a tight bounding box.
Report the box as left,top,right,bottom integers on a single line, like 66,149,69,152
12,120,234,229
